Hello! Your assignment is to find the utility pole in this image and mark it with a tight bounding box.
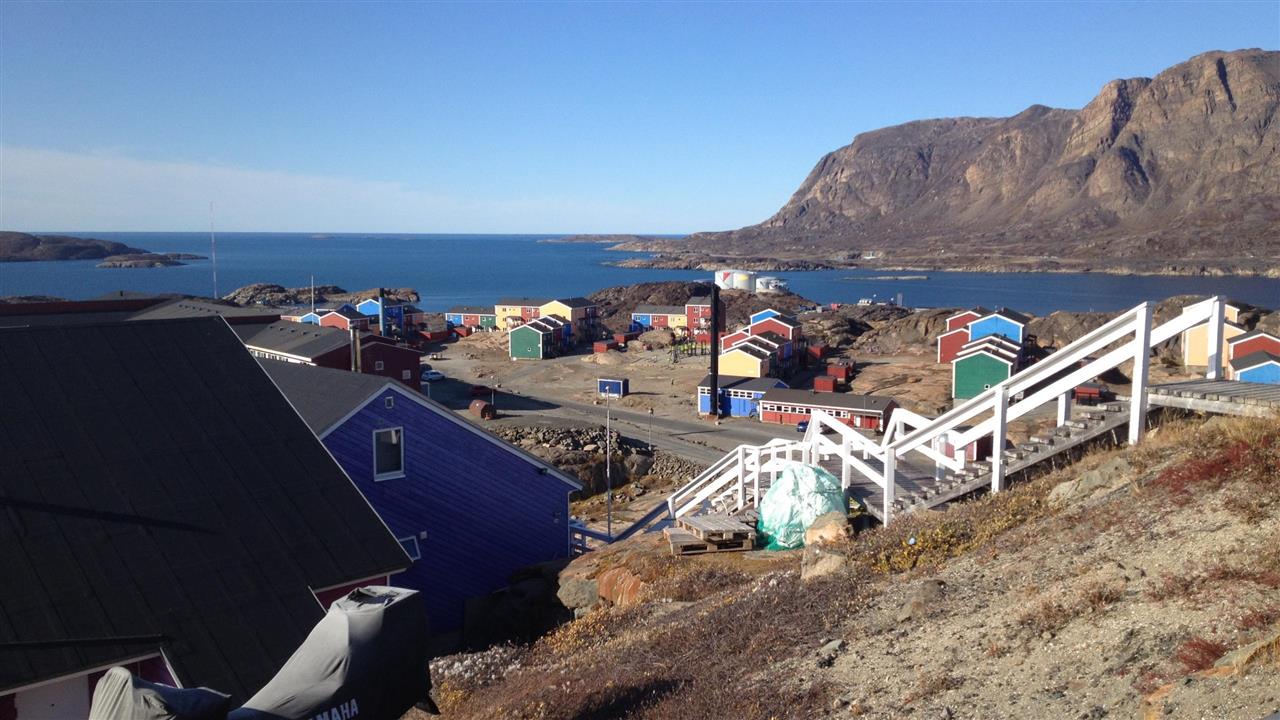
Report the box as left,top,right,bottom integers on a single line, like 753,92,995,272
647,408,654,452
605,393,613,539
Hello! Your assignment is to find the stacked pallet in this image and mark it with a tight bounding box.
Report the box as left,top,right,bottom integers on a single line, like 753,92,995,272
664,514,757,556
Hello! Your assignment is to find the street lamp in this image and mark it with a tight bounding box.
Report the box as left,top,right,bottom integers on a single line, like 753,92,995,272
605,393,613,539
647,408,654,452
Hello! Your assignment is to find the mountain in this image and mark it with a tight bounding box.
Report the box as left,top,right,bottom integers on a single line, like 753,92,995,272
685,49,1279,274
0,231,150,262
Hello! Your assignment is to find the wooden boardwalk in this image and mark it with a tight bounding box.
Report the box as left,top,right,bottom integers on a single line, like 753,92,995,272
818,446,934,522
1148,379,1280,418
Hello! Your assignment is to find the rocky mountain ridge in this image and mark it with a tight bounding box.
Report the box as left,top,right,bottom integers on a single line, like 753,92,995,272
0,231,150,262
680,49,1280,274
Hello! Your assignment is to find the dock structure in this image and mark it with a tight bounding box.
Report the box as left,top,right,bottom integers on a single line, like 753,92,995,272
666,296,1250,527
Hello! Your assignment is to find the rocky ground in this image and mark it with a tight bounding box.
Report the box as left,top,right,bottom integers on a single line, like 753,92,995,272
419,413,1280,719
96,252,206,268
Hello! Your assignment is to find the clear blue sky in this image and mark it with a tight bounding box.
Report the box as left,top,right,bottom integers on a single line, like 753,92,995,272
1,1,1275,233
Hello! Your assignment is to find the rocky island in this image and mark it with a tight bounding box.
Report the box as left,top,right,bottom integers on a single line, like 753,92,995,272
0,231,150,262
97,252,207,268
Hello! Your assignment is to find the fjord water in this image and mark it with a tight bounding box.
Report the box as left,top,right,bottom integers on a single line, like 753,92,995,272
2,232,1276,314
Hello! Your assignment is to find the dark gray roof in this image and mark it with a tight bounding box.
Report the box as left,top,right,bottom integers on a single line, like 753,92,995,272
696,374,788,393
1230,350,1280,371
1228,328,1280,344
723,342,772,360
319,306,367,321
235,321,352,360
259,360,582,490
686,296,712,306
447,305,495,315
983,307,1031,325
554,297,596,308
260,359,397,433
633,304,686,315
760,388,896,414
129,298,281,322
0,318,408,701
498,297,551,306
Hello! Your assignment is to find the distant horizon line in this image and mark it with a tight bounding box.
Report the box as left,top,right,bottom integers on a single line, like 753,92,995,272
10,230,692,238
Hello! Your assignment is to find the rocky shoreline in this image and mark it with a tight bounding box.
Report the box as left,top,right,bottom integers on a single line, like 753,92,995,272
607,252,850,272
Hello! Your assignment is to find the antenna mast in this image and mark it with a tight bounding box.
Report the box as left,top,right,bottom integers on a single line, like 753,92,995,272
209,201,219,299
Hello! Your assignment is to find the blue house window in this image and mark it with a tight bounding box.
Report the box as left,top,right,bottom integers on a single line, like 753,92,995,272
398,536,421,561
374,427,405,480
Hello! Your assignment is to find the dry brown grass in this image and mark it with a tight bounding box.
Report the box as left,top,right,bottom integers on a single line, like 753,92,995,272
1173,636,1229,673
902,670,963,704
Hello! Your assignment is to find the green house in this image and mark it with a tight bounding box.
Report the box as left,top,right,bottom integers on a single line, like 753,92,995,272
951,336,1021,399
509,322,551,360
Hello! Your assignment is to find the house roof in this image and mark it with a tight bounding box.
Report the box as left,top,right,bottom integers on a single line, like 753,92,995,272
0,318,408,701
722,343,772,360
945,307,991,322
319,307,366,321
1228,328,1280,345
955,343,1020,364
696,374,788,393
634,304,687,315
755,330,788,345
550,297,595,309
447,305,496,315
128,298,281,323
1230,351,1280,372
960,334,1022,354
752,314,800,329
235,321,352,361
760,388,896,414
978,308,1031,326
497,297,551,307
686,295,712,306
0,298,165,328
260,360,581,490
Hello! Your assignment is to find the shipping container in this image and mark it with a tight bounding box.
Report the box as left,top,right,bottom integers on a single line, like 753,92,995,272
813,376,837,392
593,340,617,354
826,363,853,381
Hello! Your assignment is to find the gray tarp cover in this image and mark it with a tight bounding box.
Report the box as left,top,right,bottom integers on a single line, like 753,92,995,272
227,586,434,720
88,666,231,720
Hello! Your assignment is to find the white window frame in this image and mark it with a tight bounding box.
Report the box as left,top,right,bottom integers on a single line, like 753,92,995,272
375,360,385,371
397,536,421,560
373,427,406,481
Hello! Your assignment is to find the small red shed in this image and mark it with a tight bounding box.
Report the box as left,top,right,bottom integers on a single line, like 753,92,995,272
937,327,970,364
813,375,837,393
826,362,854,381
1228,330,1280,364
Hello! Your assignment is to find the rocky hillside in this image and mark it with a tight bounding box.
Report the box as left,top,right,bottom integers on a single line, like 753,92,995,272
221,283,419,307
587,281,821,333
425,414,1280,719
684,49,1280,274
0,231,149,262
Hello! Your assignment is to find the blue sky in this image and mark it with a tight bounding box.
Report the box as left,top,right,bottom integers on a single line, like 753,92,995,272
1,1,1275,233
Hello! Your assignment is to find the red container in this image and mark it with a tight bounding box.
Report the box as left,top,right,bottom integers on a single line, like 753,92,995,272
593,340,616,354
808,344,827,360
826,363,853,381
813,376,837,392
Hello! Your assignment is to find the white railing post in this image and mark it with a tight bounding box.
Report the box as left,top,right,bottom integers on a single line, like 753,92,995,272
1130,302,1152,445
1056,390,1072,427
1206,296,1224,380
841,434,851,489
737,446,747,510
932,436,945,481
882,453,895,524
991,383,1008,493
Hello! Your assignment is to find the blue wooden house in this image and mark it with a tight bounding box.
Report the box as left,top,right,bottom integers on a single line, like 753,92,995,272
749,308,782,325
696,374,789,417
1231,352,1280,384
967,308,1030,344
261,360,582,633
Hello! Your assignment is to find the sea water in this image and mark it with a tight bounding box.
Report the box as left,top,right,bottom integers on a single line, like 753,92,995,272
1,232,1276,315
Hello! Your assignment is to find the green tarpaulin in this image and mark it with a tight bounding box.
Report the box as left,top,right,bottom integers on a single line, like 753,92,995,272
757,463,848,550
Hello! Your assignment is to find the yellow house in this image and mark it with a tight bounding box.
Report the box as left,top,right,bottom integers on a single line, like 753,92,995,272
719,344,772,378
495,297,550,329
1181,303,1245,368
539,297,600,340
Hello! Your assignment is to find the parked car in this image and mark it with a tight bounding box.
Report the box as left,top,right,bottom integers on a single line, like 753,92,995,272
796,420,809,433
422,370,445,382
469,384,493,397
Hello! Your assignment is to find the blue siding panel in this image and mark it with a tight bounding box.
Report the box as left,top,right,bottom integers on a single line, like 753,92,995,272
1238,364,1280,384
632,314,651,327
322,388,572,632
968,316,1023,343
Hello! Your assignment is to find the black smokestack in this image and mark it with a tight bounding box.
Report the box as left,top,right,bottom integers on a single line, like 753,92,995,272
708,284,720,418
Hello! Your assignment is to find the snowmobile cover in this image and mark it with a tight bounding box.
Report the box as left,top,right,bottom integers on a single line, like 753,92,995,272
228,586,434,720
756,462,848,550
88,666,231,720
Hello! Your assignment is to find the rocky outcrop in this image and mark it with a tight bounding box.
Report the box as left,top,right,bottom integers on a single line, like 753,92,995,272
586,280,821,333
0,232,149,262
683,50,1280,272
221,283,419,307
96,252,205,268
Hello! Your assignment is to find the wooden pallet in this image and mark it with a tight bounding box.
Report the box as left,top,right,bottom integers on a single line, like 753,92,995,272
664,527,753,556
676,514,756,542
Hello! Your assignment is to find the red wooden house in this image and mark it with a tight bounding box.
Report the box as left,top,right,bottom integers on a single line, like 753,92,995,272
758,388,897,432
936,307,991,364
749,314,802,341
361,336,425,391
318,307,372,332
944,307,989,332
1227,329,1280,378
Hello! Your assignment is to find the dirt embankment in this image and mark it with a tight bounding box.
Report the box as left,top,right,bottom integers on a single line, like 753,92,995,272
424,414,1280,720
